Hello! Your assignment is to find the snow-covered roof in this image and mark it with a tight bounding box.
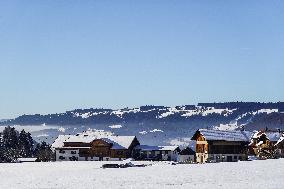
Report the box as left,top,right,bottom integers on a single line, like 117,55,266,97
65,135,96,143
194,129,253,142
51,135,72,148
101,136,137,149
275,134,284,146
17,158,37,162
251,131,282,142
266,132,282,142
52,131,137,150
135,145,179,151
57,147,91,149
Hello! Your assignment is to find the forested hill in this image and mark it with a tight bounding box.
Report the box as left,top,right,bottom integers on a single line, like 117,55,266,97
1,102,284,146
2,102,284,130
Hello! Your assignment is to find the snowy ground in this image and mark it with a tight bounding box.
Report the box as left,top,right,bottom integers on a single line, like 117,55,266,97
0,159,283,189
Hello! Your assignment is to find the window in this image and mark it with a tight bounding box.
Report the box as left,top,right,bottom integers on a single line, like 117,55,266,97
164,151,168,154
234,156,237,159
59,156,65,160
71,151,76,154
59,150,65,154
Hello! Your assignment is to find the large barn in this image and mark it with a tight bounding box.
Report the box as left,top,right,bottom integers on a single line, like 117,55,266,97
191,129,253,163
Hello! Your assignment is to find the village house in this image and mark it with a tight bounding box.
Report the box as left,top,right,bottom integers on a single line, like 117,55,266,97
134,145,180,161
177,147,195,162
191,129,253,163
249,131,282,159
52,131,140,161
275,134,284,158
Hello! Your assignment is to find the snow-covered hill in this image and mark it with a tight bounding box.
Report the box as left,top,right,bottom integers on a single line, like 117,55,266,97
1,102,284,146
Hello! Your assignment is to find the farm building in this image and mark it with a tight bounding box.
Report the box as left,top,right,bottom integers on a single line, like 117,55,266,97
52,131,140,161
177,147,195,162
191,129,253,163
249,131,282,159
134,145,180,161
275,134,284,158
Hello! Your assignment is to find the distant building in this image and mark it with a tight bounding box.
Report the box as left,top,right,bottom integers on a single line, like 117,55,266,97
52,132,140,161
134,145,180,161
191,129,253,163
275,134,284,158
249,131,282,159
177,147,195,162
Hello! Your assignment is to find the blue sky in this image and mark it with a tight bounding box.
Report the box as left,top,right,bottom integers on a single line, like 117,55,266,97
0,0,284,118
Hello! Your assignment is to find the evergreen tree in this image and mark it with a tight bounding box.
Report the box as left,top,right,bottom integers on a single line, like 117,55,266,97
18,130,34,158
2,126,19,162
35,141,53,162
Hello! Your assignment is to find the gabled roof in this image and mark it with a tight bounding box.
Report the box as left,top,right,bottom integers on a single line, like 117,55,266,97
266,132,282,142
252,131,282,142
179,147,195,155
192,129,254,142
52,133,137,150
275,134,284,146
51,135,72,148
135,145,179,151
101,136,137,150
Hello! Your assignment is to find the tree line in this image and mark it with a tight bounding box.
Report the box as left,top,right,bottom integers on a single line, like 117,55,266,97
0,126,53,162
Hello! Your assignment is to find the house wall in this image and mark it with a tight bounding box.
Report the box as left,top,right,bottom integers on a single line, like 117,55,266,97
56,149,79,161
138,150,178,161
90,139,112,158
196,153,208,163
195,134,209,163
275,141,284,158
208,154,246,162
177,155,195,162
55,137,139,161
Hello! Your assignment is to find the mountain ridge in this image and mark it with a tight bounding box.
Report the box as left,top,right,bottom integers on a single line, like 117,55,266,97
2,102,284,146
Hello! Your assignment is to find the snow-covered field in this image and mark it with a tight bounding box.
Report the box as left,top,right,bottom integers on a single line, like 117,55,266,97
0,159,283,189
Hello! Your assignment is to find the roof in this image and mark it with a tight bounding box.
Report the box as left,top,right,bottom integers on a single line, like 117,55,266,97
52,132,137,150
101,136,137,150
55,147,91,149
179,147,195,155
275,134,284,146
51,135,72,148
192,129,254,142
135,145,179,151
17,158,37,162
65,135,96,143
265,132,282,142
252,131,282,142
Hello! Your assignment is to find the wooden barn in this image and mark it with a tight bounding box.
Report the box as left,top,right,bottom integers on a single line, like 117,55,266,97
52,132,140,161
191,129,253,163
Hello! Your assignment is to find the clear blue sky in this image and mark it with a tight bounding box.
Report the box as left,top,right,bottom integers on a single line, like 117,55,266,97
0,0,284,118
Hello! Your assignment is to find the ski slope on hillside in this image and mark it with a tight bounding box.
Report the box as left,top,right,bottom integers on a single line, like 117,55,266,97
0,159,283,189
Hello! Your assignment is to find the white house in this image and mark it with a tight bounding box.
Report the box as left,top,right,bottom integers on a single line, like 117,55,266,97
52,131,140,161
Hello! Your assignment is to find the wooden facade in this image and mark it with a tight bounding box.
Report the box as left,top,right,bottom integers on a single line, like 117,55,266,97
55,136,140,161
192,130,251,163
249,132,276,159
